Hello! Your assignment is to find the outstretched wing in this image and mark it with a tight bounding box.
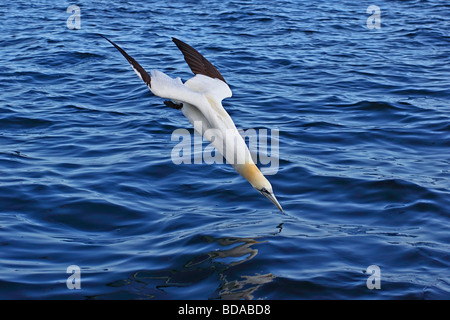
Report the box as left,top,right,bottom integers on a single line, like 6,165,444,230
172,38,226,84
101,35,152,89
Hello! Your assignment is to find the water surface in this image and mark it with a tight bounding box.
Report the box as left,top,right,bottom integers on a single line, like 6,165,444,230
0,0,449,299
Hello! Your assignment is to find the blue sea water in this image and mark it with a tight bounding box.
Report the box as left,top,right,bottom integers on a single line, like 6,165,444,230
0,0,449,300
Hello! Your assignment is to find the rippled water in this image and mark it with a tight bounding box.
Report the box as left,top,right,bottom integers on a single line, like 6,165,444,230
1,0,449,299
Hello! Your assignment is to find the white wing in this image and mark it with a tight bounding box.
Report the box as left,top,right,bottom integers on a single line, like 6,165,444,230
102,36,254,167
149,70,253,167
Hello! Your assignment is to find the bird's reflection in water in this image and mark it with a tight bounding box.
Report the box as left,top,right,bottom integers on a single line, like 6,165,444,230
189,236,260,267
105,231,281,299
189,236,276,300
218,271,275,300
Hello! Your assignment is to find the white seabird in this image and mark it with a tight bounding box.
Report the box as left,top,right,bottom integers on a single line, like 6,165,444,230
102,35,283,213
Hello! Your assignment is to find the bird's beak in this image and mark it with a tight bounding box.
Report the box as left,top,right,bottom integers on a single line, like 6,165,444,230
260,190,284,213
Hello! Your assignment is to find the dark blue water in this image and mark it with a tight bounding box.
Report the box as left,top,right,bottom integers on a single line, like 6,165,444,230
1,0,449,299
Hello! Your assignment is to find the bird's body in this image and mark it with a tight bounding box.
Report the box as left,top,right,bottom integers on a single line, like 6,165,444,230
102,35,283,212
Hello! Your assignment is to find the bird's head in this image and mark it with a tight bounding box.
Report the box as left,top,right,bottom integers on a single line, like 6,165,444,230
240,163,283,213
255,179,284,213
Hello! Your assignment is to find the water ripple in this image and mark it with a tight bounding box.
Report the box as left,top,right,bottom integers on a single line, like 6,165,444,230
0,0,449,299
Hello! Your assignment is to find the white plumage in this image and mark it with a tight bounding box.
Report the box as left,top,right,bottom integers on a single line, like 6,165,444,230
102,36,283,212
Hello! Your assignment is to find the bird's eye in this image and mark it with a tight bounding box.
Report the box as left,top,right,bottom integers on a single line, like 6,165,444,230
259,188,269,194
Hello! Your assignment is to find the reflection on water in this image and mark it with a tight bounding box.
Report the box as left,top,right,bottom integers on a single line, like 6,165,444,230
200,236,261,267
103,235,276,300
218,272,275,300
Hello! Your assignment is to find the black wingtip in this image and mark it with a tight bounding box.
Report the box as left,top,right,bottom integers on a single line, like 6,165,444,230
100,34,123,51
101,35,152,88
98,34,110,42
171,37,226,83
